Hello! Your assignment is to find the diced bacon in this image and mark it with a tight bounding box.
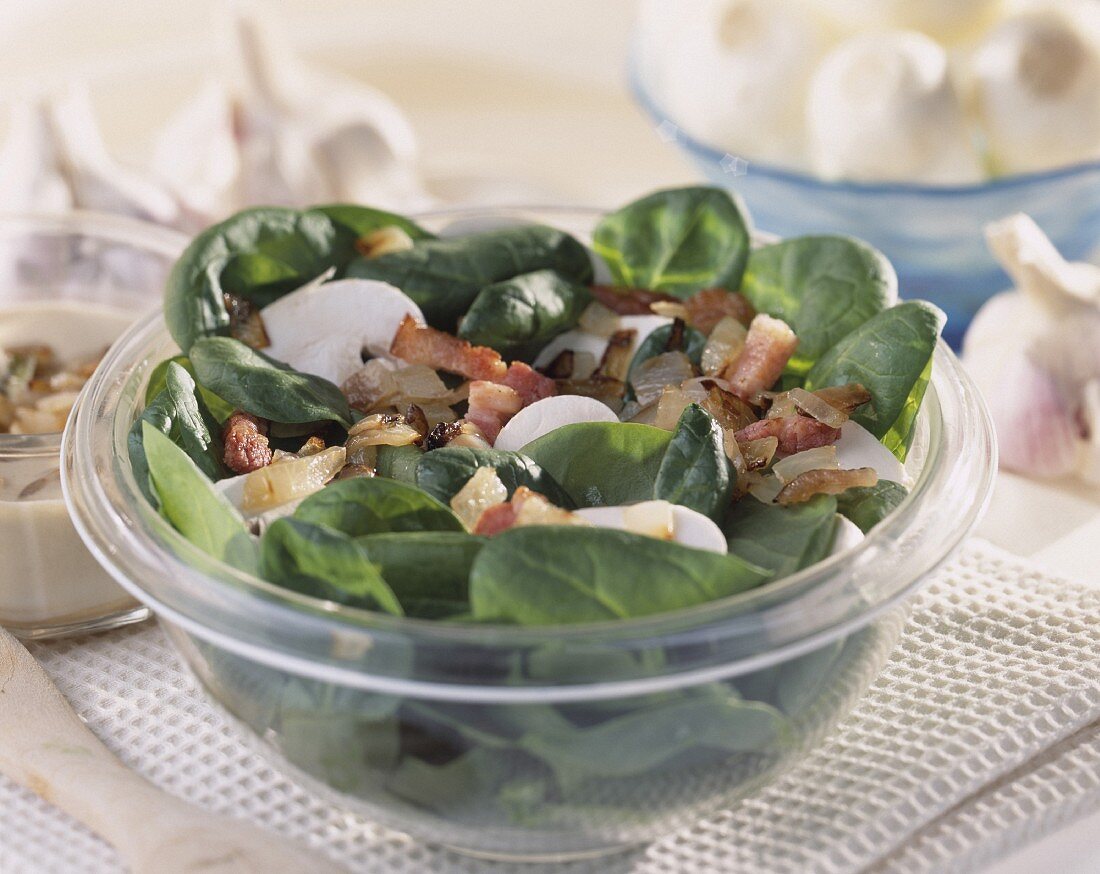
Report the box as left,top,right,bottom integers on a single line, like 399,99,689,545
222,411,272,474
724,314,798,400
466,381,523,443
734,415,840,455
685,288,756,334
498,361,557,406
390,315,506,381
589,285,680,315
473,501,519,536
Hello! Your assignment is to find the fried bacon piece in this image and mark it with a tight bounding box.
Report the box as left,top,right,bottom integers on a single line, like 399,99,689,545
684,288,756,334
390,315,507,381
222,411,273,474
812,383,872,415
466,381,523,443
724,314,798,401
776,467,878,505
734,415,840,455
498,361,556,406
472,487,580,535
472,501,520,536
589,284,680,315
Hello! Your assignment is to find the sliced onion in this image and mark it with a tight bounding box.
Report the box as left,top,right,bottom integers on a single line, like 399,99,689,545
392,364,451,402
557,376,626,413
701,316,748,376
744,471,783,504
701,381,757,432
596,329,637,381
812,383,871,415
627,401,660,425
654,385,692,430
738,436,779,470
789,387,847,428
449,420,492,449
776,467,878,505
766,392,798,420
342,359,398,411
450,466,507,530
772,445,840,485
419,402,458,429
347,413,422,446
632,351,695,407
344,436,378,468
241,446,346,514
578,301,621,337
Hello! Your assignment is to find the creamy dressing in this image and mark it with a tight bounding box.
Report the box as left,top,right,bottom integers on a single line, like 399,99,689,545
0,300,139,635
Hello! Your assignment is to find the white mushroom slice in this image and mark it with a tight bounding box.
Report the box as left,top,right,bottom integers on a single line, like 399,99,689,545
806,30,982,184
496,396,619,452
532,315,672,373
828,515,865,557
575,503,727,554
835,420,910,486
261,277,424,386
969,4,1100,176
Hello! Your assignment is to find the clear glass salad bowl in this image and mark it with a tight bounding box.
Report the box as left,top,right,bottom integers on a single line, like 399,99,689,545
63,207,996,861
629,55,1100,349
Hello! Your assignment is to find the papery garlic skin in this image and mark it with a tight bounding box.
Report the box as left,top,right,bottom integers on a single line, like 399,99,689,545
807,30,983,183
969,2,1100,175
642,0,829,167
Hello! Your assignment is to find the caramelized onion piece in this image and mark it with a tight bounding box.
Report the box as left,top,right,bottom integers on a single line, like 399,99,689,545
701,315,748,376
557,376,626,413
343,360,399,412
241,446,346,514
543,349,575,379
812,383,872,415
701,380,757,432
772,446,839,484
632,351,695,407
685,288,756,333
347,412,422,446
789,387,847,428
776,467,878,505
223,293,269,349
595,329,637,382
737,436,779,470
451,466,507,530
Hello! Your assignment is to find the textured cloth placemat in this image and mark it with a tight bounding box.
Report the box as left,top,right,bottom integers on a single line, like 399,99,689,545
1,539,1097,873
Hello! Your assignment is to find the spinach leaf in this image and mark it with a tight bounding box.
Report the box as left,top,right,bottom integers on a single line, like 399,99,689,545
804,301,944,461
260,517,402,615
375,444,423,484
190,336,353,427
591,187,751,298
723,496,838,578
357,532,483,619
294,477,464,537
654,404,733,521
415,447,574,508
836,480,909,533
741,236,895,371
144,355,235,423
129,363,224,504
310,203,433,254
141,422,258,573
457,269,591,361
346,224,594,330
165,207,341,352
469,526,771,624
521,422,672,507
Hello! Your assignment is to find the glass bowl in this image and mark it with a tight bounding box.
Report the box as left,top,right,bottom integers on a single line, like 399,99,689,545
0,212,187,639
63,207,997,861
628,53,1100,349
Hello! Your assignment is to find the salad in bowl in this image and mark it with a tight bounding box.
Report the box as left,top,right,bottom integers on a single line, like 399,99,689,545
65,188,995,859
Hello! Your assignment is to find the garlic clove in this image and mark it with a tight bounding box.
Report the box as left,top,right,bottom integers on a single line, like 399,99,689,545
261,277,424,386
0,99,72,214
497,396,620,452
807,30,982,183
834,420,910,486
575,502,728,554
828,515,865,557
50,88,180,226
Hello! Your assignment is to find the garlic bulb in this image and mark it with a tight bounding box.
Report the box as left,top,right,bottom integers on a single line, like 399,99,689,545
641,0,829,167
963,213,1100,483
809,0,1005,45
968,2,1100,175
806,30,983,183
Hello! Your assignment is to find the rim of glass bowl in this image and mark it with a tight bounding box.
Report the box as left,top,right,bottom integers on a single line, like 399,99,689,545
627,49,1100,198
0,211,188,461
63,206,997,704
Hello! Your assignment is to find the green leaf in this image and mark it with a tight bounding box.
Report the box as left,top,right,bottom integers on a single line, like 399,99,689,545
723,496,838,578
741,236,895,371
654,404,733,521
357,532,483,619
140,422,258,573
375,444,423,483
415,447,574,508
190,336,353,426
457,269,592,361
309,203,434,255
521,422,672,507
347,224,594,330
129,363,224,505
835,480,909,533
260,517,402,615
164,207,342,352
469,526,772,624
145,355,235,423
293,477,464,537
591,186,751,298
804,301,944,461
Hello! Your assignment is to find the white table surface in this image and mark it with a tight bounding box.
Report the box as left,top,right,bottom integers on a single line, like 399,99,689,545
1,1,1096,870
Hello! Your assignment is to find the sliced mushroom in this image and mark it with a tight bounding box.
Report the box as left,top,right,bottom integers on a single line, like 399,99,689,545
261,277,424,386
834,420,909,485
493,395,620,452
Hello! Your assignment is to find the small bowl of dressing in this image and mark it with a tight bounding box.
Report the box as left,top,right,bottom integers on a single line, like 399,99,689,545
0,212,186,639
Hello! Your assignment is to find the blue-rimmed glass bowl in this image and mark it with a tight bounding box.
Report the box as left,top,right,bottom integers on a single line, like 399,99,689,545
629,53,1100,348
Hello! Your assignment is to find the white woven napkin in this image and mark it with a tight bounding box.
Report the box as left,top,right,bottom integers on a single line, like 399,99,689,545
1,539,1097,874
